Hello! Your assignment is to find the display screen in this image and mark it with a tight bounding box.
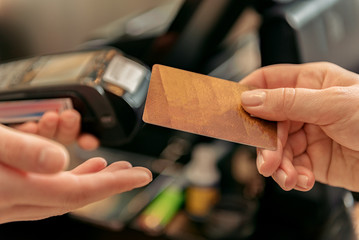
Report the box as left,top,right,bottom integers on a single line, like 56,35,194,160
30,52,96,85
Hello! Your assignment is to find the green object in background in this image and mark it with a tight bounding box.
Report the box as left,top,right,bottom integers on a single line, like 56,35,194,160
137,185,184,234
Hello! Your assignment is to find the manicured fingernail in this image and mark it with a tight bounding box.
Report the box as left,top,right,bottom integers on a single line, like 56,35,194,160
241,90,266,107
274,169,287,188
39,147,69,172
297,175,309,189
257,151,264,169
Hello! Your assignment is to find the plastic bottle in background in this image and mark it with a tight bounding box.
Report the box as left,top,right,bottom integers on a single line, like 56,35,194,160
184,143,222,222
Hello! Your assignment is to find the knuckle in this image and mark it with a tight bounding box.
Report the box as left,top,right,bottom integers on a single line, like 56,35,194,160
297,68,319,82
297,64,328,87
281,88,297,117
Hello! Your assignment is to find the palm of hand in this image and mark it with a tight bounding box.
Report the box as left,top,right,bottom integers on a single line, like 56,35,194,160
293,122,359,192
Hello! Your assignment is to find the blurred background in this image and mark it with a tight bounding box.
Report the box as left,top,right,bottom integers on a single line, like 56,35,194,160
1,0,359,239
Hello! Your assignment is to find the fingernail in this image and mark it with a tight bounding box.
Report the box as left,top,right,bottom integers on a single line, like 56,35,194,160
44,119,57,127
257,151,264,169
144,169,153,181
39,147,69,173
123,161,133,169
274,169,287,188
100,158,108,168
64,112,79,127
241,90,266,107
297,175,309,189
135,170,153,188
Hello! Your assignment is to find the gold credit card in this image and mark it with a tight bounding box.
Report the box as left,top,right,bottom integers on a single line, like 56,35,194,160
143,64,277,150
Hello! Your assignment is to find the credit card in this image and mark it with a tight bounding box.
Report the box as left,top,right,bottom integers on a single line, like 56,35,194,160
0,98,73,124
143,64,277,150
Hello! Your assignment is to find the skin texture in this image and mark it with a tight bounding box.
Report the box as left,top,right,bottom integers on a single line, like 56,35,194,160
240,62,359,192
12,109,99,151
0,109,152,223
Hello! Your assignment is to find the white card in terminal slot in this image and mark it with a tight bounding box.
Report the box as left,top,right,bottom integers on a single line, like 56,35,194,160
0,98,73,124
103,55,146,94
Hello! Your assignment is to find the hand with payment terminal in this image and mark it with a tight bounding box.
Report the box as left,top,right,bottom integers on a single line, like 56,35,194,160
0,48,153,223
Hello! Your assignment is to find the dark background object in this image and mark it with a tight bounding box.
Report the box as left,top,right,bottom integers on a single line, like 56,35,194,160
256,0,359,72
